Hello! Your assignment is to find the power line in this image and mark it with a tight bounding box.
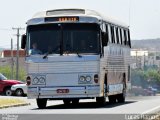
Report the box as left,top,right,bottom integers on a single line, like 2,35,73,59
0,45,11,47
128,0,131,27
0,28,12,31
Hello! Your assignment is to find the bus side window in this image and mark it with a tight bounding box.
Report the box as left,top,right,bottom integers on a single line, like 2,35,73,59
111,26,115,43
101,23,108,46
123,29,127,45
125,30,129,46
107,24,112,43
105,24,109,45
116,27,119,44
118,28,121,44
114,27,117,44
128,30,131,47
121,29,125,45
120,28,123,45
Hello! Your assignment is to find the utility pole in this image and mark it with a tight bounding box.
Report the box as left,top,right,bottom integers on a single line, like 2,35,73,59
11,38,14,79
12,27,24,80
144,52,145,70
129,0,131,27
136,50,138,67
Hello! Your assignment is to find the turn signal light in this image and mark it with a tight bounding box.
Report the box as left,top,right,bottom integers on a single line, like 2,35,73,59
94,74,99,83
26,76,31,86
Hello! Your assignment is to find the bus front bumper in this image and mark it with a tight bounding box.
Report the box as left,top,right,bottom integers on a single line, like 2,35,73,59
27,85,101,99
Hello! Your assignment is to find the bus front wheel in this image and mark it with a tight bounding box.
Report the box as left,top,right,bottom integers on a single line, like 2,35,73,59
63,99,71,105
96,96,106,105
72,99,79,105
36,98,47,109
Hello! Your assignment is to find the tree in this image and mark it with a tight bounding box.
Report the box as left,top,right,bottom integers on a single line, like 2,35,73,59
131,68,160,88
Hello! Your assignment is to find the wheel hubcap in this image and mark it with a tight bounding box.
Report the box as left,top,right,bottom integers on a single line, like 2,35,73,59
6,90,12,96
17,90,22,95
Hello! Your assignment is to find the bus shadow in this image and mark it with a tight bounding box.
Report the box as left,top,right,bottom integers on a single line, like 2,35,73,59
32,101,136,110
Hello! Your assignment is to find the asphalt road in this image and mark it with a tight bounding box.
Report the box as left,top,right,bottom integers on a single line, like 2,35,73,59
0,95,160,114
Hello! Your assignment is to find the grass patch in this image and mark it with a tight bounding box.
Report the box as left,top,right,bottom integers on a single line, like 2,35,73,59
0,98,28,108
0,65,26,82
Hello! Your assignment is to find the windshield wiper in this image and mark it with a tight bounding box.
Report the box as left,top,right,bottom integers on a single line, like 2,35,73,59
76,51,82,58
43,53,49,59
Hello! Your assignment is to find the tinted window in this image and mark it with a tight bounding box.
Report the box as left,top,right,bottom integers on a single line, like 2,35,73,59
120,28,123,44
123,29,127,45
111,26,115,43
128,30,131,47
28,24,61,55
114,27,117,44
121,29,125,45
107,24,112,43
27,23,100,55
63,24,100,53
116,27,119,44
118,28,121,44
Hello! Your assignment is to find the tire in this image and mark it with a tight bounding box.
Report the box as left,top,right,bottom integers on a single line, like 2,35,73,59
36,98,47,109
15,89,24,96
4,88,12,96
108,95,116,103
63,99,71,105
72,99,79,105
96,96,106,106
117,93,125,103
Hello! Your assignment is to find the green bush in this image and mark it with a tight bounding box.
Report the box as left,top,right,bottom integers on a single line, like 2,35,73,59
0,65,26,82
131,68,160,88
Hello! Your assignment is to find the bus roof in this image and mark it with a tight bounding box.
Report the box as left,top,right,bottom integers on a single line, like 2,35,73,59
29,8,129,28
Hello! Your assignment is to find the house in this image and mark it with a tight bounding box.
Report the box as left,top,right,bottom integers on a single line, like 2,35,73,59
0,50,26,69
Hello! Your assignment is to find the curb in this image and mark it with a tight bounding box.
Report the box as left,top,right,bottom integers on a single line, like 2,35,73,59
0,102,30,109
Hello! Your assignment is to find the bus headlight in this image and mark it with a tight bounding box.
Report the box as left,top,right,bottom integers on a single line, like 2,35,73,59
39,77,45,84
79,75,92,84
33,77,39,84
79,76,85,82
86,76,92,82
32,75,46,85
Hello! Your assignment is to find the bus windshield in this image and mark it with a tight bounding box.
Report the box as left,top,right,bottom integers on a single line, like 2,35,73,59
27,23,100,55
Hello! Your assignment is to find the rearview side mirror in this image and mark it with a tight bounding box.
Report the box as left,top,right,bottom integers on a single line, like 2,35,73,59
21,34,26,49
102,32,107,46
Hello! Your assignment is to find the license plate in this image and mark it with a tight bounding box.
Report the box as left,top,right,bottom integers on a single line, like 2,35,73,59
57,89,69,93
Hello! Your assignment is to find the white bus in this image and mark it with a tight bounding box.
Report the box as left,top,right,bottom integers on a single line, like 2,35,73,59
21,9,131,108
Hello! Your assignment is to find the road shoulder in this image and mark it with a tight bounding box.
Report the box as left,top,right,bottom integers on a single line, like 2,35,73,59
0,98,30,109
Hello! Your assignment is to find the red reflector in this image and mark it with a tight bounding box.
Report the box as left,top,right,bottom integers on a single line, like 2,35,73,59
26,76,31,86
57,89,69,93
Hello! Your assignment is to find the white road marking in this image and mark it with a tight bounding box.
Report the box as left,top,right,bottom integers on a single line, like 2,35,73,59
142,105,160,114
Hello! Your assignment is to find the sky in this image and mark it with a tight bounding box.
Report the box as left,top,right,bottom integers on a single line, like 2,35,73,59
0,0,160,48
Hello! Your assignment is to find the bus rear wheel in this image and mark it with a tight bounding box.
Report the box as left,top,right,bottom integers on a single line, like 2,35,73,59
117,93,125,103
108,95,116,103
36,98,47,109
